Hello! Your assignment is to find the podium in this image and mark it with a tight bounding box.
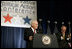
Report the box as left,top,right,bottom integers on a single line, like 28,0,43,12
33,34,59,48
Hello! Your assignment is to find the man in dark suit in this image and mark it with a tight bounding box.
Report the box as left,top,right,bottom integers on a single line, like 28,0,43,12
56,25,68,48
24,20,39,48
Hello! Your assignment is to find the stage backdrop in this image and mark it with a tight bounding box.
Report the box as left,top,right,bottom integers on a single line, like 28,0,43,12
1,1,37,48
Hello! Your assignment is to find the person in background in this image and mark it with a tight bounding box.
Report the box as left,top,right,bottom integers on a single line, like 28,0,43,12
56,25,68,48
67,33,71,48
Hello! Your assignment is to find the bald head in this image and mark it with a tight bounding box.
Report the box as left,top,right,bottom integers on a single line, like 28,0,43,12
31,20,38,29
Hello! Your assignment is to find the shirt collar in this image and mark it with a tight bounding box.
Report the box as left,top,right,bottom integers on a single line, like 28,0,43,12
31,27,36,33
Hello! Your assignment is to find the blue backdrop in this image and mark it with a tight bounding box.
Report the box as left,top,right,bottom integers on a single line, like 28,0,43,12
1,26,26,48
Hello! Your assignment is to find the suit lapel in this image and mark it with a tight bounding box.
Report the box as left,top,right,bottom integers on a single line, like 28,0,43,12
30,27,34,35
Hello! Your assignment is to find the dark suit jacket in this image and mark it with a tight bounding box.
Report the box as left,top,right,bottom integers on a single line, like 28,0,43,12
55,32,68,48
24,27,41,48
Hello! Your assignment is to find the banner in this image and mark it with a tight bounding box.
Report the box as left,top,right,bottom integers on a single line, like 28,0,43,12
1,1,37,28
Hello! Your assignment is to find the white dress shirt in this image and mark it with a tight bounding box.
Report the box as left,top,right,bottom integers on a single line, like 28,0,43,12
31,27,37,34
